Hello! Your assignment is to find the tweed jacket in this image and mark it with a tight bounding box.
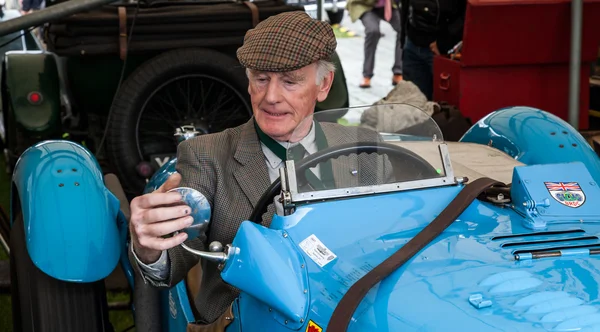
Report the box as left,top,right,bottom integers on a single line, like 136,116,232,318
135,117,390,324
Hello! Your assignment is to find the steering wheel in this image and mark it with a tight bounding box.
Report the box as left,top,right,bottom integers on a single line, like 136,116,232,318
249,141,440,223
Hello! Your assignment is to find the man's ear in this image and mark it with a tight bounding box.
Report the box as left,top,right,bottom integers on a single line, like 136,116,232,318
317,71,335,103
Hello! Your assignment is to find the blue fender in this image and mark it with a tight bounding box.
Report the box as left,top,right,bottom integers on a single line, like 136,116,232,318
144,157,178,194
459,106,600,184
11,140,121,282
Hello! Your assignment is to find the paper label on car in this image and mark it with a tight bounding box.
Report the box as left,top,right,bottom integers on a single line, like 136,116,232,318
545,182,586,208
299,234,337,268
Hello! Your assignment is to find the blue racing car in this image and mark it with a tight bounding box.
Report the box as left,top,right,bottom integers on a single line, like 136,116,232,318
8,103,600,331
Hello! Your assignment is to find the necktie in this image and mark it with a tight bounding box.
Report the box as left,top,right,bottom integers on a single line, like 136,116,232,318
384,0,392,22
254,119,335,190
289,143,308,162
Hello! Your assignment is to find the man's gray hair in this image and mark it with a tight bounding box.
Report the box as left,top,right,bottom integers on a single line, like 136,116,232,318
315,59,336,85
245,59,336,85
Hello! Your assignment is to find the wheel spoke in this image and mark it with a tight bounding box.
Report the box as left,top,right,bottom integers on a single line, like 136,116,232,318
138,130,175,138
186,79,193,117
198,80,215,117
153,94,180,113
195,86,231,122
141,114,177,125
189,79,200,114
177,79,191,117
219,106,247,125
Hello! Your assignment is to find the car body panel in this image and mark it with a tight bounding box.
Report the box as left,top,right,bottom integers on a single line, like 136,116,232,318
4,51,61,135
460,106,600,185
11,140,121,282
227,161,600,331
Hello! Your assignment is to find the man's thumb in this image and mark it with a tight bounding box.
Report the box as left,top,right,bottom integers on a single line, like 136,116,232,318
157,172,182,193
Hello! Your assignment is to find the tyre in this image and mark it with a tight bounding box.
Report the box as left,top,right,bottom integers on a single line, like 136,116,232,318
327,9,345,25
10,213,113,332
106,48,252,194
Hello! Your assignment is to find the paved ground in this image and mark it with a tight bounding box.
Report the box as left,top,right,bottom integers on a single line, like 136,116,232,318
335,11,401,107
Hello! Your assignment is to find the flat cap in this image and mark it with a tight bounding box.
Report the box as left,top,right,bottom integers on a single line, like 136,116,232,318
237,11,337,72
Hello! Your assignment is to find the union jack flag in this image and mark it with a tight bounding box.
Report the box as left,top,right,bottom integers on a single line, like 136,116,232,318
544,182,581,191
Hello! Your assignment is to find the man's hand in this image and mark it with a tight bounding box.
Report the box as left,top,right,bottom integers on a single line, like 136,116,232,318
129,173,193,264
430,41,440,56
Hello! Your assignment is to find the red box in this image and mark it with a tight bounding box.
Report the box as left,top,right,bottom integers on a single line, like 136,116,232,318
433,0,600,130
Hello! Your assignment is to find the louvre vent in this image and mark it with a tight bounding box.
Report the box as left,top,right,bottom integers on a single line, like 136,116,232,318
501,236,598,248
491,229,585,241
491,229,600,260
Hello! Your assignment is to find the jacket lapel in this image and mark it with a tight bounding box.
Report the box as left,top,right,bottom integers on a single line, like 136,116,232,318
233,119,272,210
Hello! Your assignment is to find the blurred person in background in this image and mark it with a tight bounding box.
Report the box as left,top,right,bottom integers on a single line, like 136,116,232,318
20,0,45,40
347,0,404,88
21,0,43,14
400,0,466,100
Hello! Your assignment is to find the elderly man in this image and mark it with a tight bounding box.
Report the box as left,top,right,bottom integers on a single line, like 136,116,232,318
128,11,340,329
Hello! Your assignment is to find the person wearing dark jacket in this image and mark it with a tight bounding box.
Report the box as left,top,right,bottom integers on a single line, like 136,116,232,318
21,0,44,14
400,0,466,100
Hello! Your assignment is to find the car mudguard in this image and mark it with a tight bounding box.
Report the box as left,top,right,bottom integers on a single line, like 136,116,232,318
4,51,61,136
144,157,178,194
460,106,600,184
11,140,121,282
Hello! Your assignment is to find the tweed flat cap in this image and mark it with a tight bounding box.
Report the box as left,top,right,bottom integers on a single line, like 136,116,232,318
237,11,337,72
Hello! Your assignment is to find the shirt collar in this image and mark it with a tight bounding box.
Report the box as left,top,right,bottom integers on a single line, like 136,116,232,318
261,121,316,168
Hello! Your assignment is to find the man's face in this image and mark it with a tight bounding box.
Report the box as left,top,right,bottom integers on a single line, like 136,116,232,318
248,63,334,142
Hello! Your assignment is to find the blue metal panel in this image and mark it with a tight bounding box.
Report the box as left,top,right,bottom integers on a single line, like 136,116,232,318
145,158,178,194
460,106,600,184
117,211,135,289
231,178,600,331
221,221,310,328
510,162,600,229
225,299,242,332
11,140,121,282
161,282,195,332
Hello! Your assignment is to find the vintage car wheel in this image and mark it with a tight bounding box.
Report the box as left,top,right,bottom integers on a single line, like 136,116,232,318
10,214,112,332
106,48,252,194
327,9,344,25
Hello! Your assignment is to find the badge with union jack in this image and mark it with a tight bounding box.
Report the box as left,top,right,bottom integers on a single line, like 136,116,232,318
544,182,586,208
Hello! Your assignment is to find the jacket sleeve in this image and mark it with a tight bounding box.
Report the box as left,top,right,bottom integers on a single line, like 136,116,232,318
132,247,170,280
436,0,466,54
164,139,216,287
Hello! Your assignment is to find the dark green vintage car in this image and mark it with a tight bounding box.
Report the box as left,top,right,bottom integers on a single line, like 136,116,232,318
0,0,350,195
0,8,44,166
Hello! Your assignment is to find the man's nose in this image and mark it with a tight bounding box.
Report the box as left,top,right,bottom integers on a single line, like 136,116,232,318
264,81,282,104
